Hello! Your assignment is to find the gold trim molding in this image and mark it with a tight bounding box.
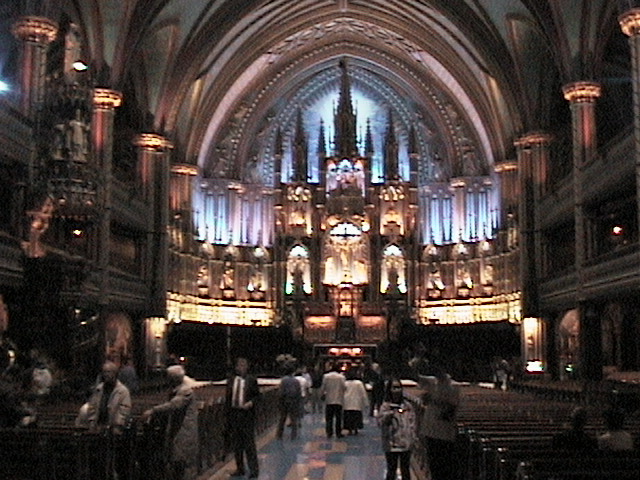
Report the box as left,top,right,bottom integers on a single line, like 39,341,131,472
620,8,640,37
514,132,553,148
92,88,123,110
562,82,601,103
12,16,58,44
494,161,517,173
417,292,521,325
171,164,198,176
166,293,274,326
133,133,173,151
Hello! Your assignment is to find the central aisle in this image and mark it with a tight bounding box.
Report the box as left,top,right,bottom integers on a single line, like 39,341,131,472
207,410,388,480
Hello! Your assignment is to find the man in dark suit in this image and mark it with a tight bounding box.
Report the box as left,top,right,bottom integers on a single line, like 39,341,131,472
225,357,260,478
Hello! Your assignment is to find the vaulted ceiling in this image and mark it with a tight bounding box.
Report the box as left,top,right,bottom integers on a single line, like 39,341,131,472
1,1,630,183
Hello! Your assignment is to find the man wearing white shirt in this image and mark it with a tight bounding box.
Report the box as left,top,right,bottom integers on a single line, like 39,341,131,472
320,363,346,438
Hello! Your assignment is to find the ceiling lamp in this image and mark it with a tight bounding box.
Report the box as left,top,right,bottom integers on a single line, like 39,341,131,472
72,60,88,72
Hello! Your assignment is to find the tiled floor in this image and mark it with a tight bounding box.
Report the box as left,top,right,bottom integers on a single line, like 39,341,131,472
207,411,389,480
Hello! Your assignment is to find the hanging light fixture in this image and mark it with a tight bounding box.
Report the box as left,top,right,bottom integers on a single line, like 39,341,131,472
72,60,88,72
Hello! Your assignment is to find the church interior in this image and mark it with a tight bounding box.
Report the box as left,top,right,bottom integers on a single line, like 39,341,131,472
1,0,640,391
5,2,640,480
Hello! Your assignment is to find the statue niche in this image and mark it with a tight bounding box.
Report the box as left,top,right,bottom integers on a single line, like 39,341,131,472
322,222,369,286
286,245,311,295
326,158,366,216
220,246,239,298
197,264,210,298
23,197,55,259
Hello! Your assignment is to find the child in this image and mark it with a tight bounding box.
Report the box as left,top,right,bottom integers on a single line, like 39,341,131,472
377,378,416,480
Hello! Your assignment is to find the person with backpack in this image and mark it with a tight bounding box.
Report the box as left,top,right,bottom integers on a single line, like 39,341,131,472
277,364,302,440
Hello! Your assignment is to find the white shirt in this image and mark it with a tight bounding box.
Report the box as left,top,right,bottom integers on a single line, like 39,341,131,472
343,379,369,411
295,375,309,397
321,371,346,406
232,375,245,407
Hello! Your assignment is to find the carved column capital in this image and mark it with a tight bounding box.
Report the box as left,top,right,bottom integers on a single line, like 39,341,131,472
92,88,122,110
133,133,173,152
619,8,640,37
494,160,517,174
514,132,553,149
171,163,198,176
562,81,601,103
11,16,58,44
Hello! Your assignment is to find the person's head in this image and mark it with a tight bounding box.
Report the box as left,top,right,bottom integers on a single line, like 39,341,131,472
167,353,179,366
346,368,358,380
569,407,588,430
166,364,185,386
235,357,249,376
433,366,451,384
603,408,625,431
121,356,133,367
101,361,118,386
385,377,403,403
372,362,381,374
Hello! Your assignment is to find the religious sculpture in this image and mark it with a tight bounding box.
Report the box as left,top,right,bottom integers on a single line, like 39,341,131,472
197,264,210,297
322,226,369,286
104,312,133,365
287,250,311,295
0,294,17,375
221,259,235,290
23,197,55,258
66,109,90,163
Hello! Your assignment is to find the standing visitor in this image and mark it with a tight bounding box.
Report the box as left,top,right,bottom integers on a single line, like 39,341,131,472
366,362,385,416
118,357,139,394
294,366,310,418
378,378,416,480
86,361,132,480
86,360,131,433
277,364,302,440
492,357,510,391
320,362,346,438
343,369,369,435
300,365,313,414
224,357,260,478
309,364,324,414
30,360,53,402
419,367,461,480
142,365,199,480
